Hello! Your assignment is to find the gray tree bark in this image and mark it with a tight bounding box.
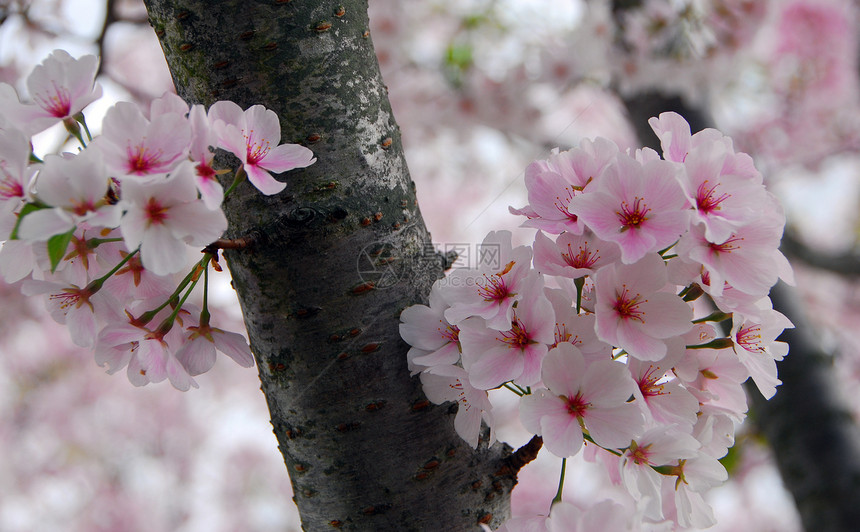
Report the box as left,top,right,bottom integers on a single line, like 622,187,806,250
141,1,523,530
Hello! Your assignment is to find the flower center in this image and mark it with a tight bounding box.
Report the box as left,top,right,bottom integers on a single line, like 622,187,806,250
36,84,72,118
562,242,598,269
616,197,650,230
499,317,533,349
144,197,169,226
126,143,165,175
563,392,589,418
613,285,646,322
696,180,730,214
736,324,765,353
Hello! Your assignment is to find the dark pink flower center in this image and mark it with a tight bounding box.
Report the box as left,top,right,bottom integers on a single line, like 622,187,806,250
245,130,271,164
144,197,168,226
708,235,743,255
36,84,72,118
126,143,165,175
477,261,516,303
696,180,730,214
0,173,23,199
439,323,461,345
562,242,599,269
499,317,533,350
736,324,765,353
613,286,646,322
638,365,666,398
616,197,650,230
563,392,589,418
554,186,578,222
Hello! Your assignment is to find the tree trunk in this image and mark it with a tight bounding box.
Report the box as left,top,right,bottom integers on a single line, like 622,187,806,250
142,1,517,530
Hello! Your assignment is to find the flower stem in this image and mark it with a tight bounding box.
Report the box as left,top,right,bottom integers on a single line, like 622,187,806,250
223,166,247,198
552,458,567,505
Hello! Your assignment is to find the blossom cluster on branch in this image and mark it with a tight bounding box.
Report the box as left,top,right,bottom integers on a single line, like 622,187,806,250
400,112,794,530
0,50,315,391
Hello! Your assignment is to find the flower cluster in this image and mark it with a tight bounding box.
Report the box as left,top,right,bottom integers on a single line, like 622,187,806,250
0,50,315,390
400,112,794,529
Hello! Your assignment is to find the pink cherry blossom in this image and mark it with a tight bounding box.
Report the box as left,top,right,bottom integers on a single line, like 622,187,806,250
420,364,494,449
519,343,644,457
647,111,723,164
568,152,689,264
208,101,315,195
620,426,701,520
511,138,618,234
97,101,191,179
544,287,611,359
679,140,768,244
442,230,534,331
119,161,227,275
95,306,197,391
399,280,462,374
594,254,692,361
628,357,698,428
732,306,794,399
532,230,621,280
188,104,224,210
676,208,794,298
459,274,554,389
660,452,727,529
175,320,255,376
11,50,102,134
0,126,33,208
18,149,121,241
21,278,122,349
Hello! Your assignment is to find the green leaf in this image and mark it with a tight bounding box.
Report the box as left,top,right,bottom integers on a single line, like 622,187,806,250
8,203,48,240
47,228,76,273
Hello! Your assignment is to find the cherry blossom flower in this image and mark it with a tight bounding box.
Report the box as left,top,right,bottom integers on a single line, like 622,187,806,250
679,140,768,244
660,452,728,529
118,161,227,275
459,274,554,389
175,319,255,376
18,149,120,241
620,426,701,520
10,50,102,135
188,104,224,210
519,343,644,457
399,280,462,374
511,138,618,234
95,304,199,391
545,287,611,359
442,230,534,331
96,320,197,391
97,101,191,179
568,152,689,264
594,254,692,361
628,356,698,428
0,126,33,210
647,111,723,164
533,230,621,280
420,364,494,448
676,210,794,298
208,101,315,195
732,306,794,399
21,278,122,349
